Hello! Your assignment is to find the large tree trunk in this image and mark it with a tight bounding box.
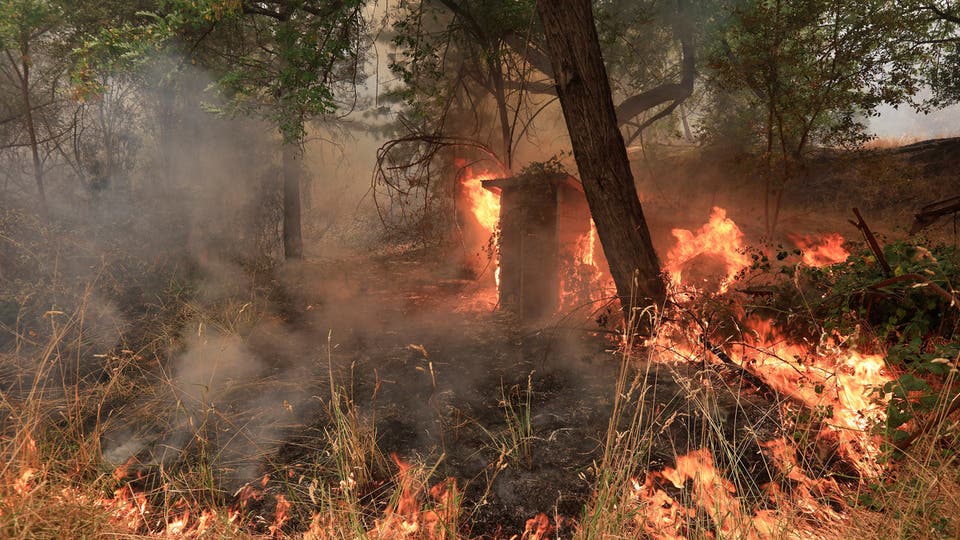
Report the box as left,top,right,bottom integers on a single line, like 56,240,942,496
535,0,666,315
282,141,304,260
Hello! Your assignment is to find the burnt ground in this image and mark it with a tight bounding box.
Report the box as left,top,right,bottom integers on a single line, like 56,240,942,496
235,251,784,537
90,139,960,536
95,138,960,536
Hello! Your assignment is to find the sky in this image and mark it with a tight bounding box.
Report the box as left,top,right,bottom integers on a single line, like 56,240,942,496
870,100,960,140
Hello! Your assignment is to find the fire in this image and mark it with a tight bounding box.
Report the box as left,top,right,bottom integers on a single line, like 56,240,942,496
634,446,846,539
456,159,502,236
523,513,557,539
789,233,850,267
732,317,891,474
634,448,773,539
561,220,608,308
368,454,462,539
579,221,598,268
666,207,751,292
269,493,291,536
456,159,503,296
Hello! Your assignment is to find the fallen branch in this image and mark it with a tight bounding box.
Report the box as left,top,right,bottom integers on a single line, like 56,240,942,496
869,273,959,308
701,335,782,400
910,195,960,234
849,208,892,277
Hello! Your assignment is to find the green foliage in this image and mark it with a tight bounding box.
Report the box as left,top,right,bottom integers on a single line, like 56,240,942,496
0,0,61,48
77,0,365,143
517,153,568,178
908,0,960,108
708,0,924,151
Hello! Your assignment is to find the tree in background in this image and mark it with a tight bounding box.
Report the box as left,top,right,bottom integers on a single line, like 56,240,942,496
913,0,960,108
385,0,702,161
85,0,367,260
707,0,925,234
0,0,64,215
375,0,705,251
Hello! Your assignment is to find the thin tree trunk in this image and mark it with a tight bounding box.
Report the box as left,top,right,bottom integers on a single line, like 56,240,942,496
157,84,175,190
15,44,47,215
679,102,694,143
763,102,774,235
535,0,666,316
489,55,514,169
282,141,303,260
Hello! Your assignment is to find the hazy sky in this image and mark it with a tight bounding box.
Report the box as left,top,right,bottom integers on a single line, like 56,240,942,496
870,101,960,140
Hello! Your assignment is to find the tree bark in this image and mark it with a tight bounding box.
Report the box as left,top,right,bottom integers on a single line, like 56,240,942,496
282,141,304,260
535,0,666,316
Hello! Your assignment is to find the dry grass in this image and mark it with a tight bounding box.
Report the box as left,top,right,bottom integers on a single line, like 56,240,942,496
860,135,925,150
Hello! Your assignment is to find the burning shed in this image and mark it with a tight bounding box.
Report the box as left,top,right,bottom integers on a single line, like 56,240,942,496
481,170,596,321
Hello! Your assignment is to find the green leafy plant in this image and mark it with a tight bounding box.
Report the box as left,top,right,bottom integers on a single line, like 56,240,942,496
759,238,959,448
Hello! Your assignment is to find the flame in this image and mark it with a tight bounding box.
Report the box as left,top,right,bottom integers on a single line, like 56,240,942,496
522,513,557,539
634,448,774,539
98,486,149,531
732,317,891,474
633,446,846,540
368,454,462,539
789,233,850,267
666,207,751,292
456,159,501,236
561,220,613,309
269,493,291,537
455,159,503,299
579,221,598,268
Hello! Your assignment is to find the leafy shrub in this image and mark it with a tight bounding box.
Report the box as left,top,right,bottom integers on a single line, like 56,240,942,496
750,238,959,447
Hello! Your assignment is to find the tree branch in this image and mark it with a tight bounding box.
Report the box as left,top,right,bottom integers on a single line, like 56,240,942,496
614,2,695,127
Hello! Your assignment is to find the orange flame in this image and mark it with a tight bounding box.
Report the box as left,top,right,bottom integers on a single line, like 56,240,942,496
368,454,462,539
456,159,503,295
733,317,890,474
269,493,291,537
579,221,598,268
665,207,751,292
634,448,775,539
522,513,557,539
456,159,501,236
789,233,850,267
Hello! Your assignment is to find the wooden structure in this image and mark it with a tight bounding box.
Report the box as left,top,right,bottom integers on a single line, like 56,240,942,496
482,172,591,321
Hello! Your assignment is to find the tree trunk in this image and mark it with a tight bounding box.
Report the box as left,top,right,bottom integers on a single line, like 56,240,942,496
15,43,47,215
535,0,666,316
282,141,304,260
489,54,514,169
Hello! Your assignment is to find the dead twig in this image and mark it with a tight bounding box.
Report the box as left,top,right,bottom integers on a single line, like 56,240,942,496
701,335,782,400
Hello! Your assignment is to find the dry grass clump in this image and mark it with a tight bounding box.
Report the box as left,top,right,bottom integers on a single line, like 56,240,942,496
860,135,924,150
